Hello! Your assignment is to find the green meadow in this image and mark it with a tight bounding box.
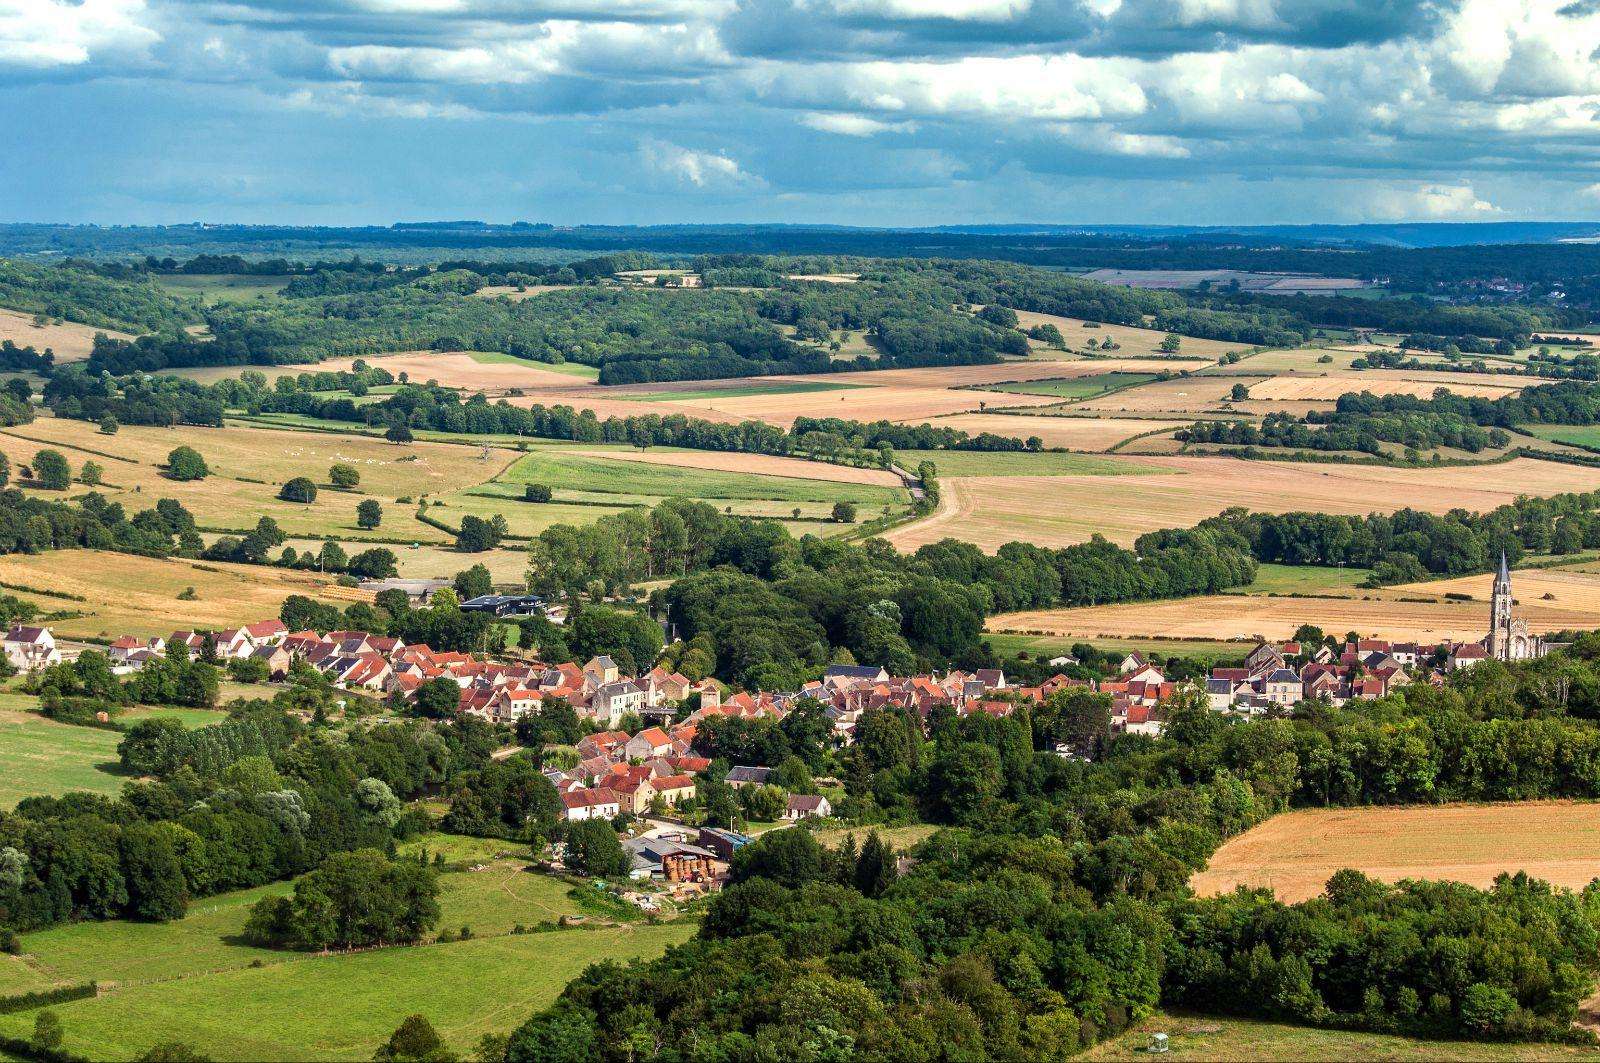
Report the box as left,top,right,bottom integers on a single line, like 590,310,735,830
0,834,694,1061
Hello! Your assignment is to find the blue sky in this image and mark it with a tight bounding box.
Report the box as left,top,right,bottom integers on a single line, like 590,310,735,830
4,0,1600,226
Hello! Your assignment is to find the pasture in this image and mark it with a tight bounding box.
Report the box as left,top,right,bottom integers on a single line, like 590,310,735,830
496,446,906,505
1191,802,1600,903
0,835,691,1060
0,702,128,808
0,307,129,362
153,273,292,302
889,454,1600,552
0,550,369,639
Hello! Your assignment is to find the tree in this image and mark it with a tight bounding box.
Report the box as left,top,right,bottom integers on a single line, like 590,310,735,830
80,460,103,486
1160,333,1183,353
374,1015,455,1062
455,515,502,552
32,448,70,490
414,677,462,718
568,607,663,673
357,499,383,530
524,483,553,503
348,548,399,580
386,424,414,444
166,446,210,481
831,501,857,524
1230,383,1250,401
453,564,493,600
255,849,440,951
280,477,318,503
99,414,119,435
563,819,631,878
329,463,361,490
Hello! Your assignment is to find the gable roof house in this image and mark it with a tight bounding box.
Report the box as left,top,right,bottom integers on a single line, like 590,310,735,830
3,626,59,672
783,794,832,820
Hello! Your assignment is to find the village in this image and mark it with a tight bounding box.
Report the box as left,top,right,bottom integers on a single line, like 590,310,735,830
0,561,1543,911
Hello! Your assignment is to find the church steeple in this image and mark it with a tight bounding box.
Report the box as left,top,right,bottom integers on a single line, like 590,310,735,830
1497,550,1510,587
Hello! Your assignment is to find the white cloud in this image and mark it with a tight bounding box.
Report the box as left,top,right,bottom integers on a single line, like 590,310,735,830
799,111,917,135
638,139,764,189
0,0,158,67
1365,182,1502,220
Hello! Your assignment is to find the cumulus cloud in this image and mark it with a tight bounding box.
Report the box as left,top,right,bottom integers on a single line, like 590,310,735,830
638,139,764,189
9,0,1600,222
0,0,159,68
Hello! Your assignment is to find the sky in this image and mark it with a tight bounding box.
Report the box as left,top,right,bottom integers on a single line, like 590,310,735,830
4,0,1600,227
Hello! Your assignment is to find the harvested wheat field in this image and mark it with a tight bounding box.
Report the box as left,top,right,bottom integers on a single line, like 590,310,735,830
987,586,1600,644
1248,371,1524,402
1009,309,1249,360
1192,802,1600,903
924,414,1188,451
0,550,369,639
662,380,1063,425
1074,375,1264,414
571,448,904,486
0,308,131,362
889,454,1600,552
780,358,1206,390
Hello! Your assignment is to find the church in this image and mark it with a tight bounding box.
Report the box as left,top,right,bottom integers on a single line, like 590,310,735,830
1485,552,1549,662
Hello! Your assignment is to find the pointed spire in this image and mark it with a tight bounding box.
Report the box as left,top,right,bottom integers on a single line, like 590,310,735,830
1499,550,1510,583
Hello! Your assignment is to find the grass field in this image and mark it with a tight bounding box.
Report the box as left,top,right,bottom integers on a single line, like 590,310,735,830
0,833,692,1060
1522,424,1600,449
1240,563,1373,594
0,549,369,639
1085,1011,1593,1062
0,704,128,808
981,371,1160,399
1192,802,1600,903
1075,374,1263,414
153,274,292,302
896,449,1157,477
496,447,905,505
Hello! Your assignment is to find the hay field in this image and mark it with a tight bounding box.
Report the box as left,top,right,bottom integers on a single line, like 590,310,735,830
0,418,518,541
1009,309,1248,360
889,454,1600,552
0,308,131,362
1192,802,1600,903
0,550,369,639
1248,371,1524,402
988,566,1600,643
916,414,1188,451
313,351,599,391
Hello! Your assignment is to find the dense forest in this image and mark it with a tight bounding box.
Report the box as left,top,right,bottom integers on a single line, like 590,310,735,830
0,259,199,333
505,643,1600,1059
